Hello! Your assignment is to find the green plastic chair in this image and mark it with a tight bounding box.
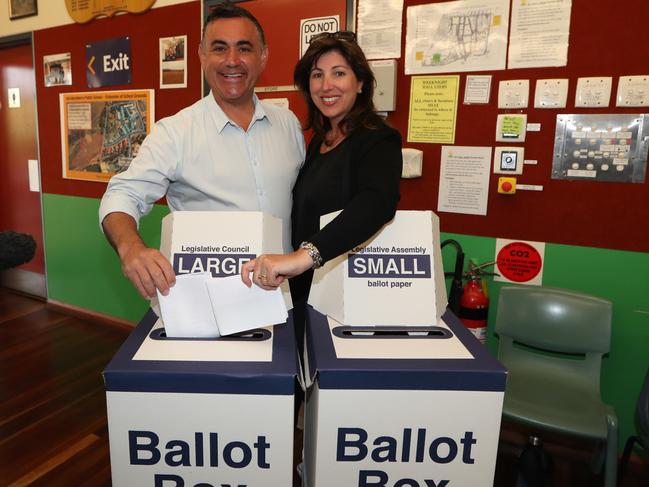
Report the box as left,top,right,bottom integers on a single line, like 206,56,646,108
495,286,618,487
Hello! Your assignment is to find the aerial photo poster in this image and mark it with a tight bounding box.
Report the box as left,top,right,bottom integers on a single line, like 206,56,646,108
60,90,154,182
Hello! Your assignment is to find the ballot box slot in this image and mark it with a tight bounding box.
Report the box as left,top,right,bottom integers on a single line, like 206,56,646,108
149,328,272,341
331,326,453,339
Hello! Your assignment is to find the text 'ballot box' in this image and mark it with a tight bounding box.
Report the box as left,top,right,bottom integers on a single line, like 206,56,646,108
103,310,298,487
303,307,507,487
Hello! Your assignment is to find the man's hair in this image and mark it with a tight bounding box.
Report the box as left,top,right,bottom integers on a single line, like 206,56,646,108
294,35,380,141
201,3,266,47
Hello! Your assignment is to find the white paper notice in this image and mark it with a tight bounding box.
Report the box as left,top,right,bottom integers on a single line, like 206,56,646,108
508,0,572,69
157,272,220,338
438,146,492,216
464,75,492,104
28,159,40,192
206,275,287,336
357,0,404,60
405,0,509,75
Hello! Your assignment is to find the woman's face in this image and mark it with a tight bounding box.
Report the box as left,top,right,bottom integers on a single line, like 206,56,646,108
309,50,363,130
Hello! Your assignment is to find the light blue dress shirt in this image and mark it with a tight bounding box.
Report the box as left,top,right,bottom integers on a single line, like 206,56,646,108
99,93,305,252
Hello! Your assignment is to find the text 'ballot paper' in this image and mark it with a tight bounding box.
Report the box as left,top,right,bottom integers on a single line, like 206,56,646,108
157,273,288,338
206,275,288,336
157,272,219,338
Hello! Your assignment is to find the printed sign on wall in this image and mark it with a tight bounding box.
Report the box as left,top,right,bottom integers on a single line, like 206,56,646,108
86,37,132,88
300,15,340,57
494,238,545,286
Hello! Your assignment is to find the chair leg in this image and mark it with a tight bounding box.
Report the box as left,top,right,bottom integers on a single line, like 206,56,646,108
618,436,638,482
603,414,618,487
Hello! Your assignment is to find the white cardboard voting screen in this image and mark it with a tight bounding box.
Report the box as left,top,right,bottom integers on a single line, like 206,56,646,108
158,211,291,337
309,210,447,326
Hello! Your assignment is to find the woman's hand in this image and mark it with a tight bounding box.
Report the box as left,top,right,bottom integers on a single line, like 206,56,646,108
241,249,314,289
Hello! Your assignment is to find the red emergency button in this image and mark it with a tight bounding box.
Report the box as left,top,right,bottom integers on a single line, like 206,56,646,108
498,177,516,194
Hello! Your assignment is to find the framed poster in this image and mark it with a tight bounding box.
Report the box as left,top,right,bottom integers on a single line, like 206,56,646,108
59,90,154,182
9,0,37,20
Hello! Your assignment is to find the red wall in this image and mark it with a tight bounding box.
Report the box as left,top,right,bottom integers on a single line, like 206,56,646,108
248,0,348,127
33,2,202,200
31,0,649,253
387,0,649,253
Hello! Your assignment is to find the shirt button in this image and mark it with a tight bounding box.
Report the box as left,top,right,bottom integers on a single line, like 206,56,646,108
257,189,263,196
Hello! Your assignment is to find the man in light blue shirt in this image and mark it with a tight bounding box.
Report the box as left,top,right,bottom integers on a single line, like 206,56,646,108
99,5,305,300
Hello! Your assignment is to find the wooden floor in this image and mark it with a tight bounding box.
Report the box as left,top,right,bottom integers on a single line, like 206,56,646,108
1,287,647,486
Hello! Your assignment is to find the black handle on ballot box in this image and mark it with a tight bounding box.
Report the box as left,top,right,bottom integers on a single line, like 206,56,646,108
149,328,272,342
331,326,453,339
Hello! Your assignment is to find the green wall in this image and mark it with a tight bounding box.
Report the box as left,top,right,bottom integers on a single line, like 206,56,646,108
43,193,169,321
43,193,649,451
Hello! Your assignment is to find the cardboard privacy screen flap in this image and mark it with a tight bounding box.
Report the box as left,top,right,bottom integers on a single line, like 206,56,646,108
308,210,447,326
159,211,292,308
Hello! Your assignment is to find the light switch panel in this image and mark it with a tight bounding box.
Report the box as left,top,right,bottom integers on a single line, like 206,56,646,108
616,75,649,107
575,77,612,107
534,79,568,108
498,79,529,108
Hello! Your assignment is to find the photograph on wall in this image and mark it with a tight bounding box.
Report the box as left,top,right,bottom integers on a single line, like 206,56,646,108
405,0,509,75
43,53,72,87
59,90,154,182
159,35,187,89
9,0,38,20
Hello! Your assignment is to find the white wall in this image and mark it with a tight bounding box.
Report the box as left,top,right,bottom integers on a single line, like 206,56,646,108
0,0,195,39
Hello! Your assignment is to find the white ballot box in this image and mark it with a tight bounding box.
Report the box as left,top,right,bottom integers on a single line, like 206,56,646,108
103,310,298,487
308,211,447,326
303,306,507,487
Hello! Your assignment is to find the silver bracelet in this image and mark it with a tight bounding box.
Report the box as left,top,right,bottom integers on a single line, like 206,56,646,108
300,241,323,269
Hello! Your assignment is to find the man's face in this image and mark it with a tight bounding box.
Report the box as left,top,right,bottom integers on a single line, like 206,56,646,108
199,17,268,108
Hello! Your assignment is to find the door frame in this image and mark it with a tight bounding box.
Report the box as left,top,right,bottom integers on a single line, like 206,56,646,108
0,32,47,298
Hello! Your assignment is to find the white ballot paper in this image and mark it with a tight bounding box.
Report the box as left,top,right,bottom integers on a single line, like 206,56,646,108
206,275,287,336
157,273,219,338
157,274,287,338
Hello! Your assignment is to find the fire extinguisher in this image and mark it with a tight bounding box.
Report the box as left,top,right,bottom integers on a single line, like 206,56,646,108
459,262,495,344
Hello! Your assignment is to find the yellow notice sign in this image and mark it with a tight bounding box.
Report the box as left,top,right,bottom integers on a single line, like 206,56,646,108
407,76,459,144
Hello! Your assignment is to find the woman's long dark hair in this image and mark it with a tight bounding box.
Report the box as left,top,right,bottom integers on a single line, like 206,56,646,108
294,34,382,142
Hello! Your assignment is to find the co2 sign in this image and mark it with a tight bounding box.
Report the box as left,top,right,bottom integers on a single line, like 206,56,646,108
494,239,545,285
300,15,340,57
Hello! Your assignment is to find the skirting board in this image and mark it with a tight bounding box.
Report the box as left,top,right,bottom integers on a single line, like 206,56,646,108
0,268,46,298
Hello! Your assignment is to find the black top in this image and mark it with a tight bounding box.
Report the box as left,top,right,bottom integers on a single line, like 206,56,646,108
291,123,403,263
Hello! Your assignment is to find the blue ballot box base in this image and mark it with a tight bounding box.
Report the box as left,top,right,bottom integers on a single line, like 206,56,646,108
103,309,299,487
303,306,507,487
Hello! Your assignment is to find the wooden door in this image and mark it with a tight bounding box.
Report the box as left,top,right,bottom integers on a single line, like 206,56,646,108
0,41,45,296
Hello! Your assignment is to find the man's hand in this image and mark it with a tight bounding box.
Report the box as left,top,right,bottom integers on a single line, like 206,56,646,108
102,212,176,299
119,241,176,299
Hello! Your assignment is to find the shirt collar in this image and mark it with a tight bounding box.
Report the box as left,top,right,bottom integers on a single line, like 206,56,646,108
205,92,268,133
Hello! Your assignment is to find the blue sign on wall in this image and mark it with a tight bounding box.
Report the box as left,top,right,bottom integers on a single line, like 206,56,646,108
86,37,132,88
